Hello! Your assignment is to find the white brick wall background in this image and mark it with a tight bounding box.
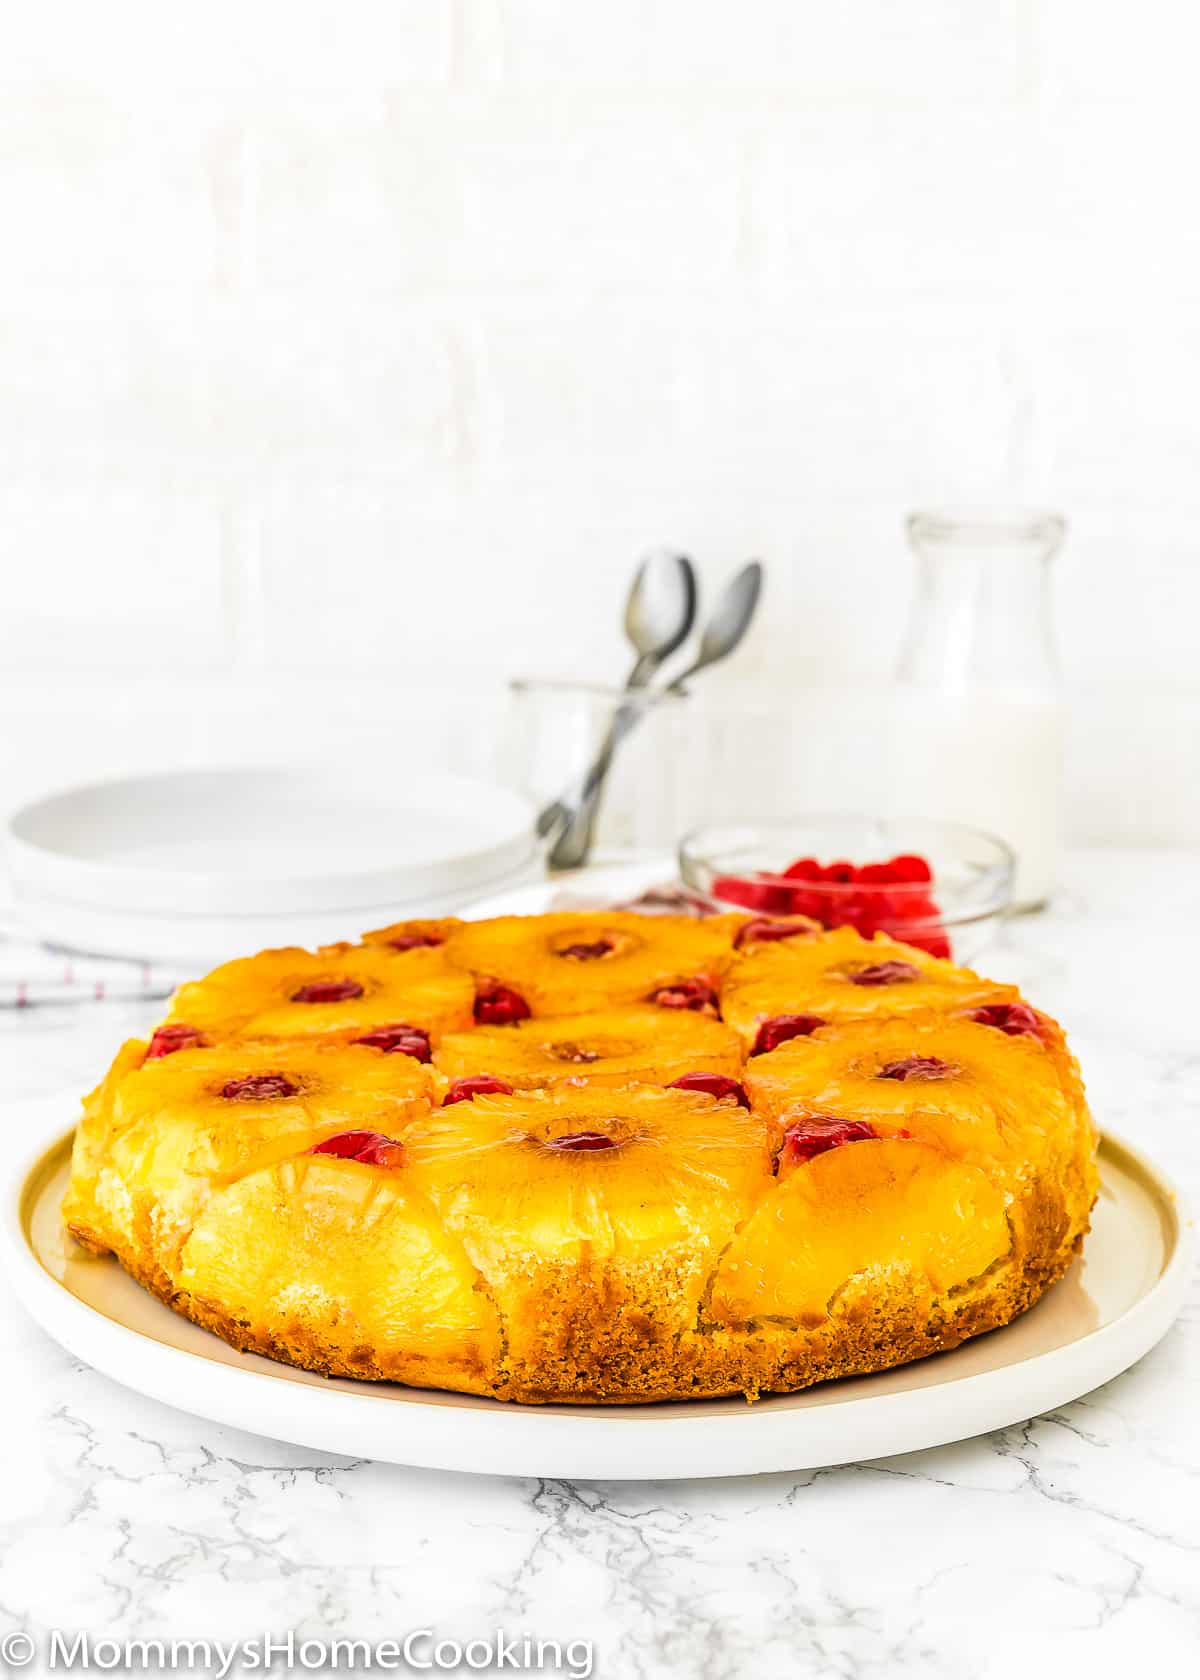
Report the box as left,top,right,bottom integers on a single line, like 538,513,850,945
1,1,1198,847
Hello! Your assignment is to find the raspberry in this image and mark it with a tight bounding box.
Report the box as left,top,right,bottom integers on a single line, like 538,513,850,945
649,978,720,1015
443,1075,515,1105
969,1001,1042,1038
901,928,953,960
712,874,792,914
780,1115,877,1167
889,853,933,884
856,862,895,885
291,979,365,1004
668,1072,750,1108
752,1013,826,1055
354,1024,432,1062
474,985,531,1025
545,1131,618,1152
782,887,824,921
310,1130,404,1168
144,1023,205,1060
878,1055,957,1081
782,858,821,880
220,1073,299,1101
848,960,921,987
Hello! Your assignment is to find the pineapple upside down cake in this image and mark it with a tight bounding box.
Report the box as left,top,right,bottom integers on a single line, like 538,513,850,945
63,909,1097,1404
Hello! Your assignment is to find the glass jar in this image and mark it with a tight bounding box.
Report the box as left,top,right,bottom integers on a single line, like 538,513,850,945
888,510,1066,910
505,680,697,865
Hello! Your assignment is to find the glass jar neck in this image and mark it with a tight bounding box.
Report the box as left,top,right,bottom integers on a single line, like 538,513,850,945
896,510,1064,693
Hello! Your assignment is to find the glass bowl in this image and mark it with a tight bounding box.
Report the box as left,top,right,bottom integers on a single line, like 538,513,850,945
506,679,699,859
678,815,1015,964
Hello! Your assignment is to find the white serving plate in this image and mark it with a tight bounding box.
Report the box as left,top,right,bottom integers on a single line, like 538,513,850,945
5,768,537,962
4,1099,1191,1481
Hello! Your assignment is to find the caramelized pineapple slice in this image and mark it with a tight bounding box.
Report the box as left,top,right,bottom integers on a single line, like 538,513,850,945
434,1005,743,1090
62,1037,147,1254
403,1083,773,1400
441,910,743,1017
744,1013,1078,1174
166,945,475,1043
722,924,1014,1049
710,1137,1010,1327
356,916,464,955
74,1039,432,1281
177,1155,500,1389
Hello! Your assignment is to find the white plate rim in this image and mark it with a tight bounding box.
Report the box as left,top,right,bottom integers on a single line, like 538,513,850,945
6,768,536,915
3,1097,1193,1481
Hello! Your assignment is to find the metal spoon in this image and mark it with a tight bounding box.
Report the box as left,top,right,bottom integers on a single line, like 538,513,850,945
547,560,764,871
662,558,763,695
537,551,697,842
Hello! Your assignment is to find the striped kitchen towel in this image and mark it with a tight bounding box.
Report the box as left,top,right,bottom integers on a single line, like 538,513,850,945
0,908,185,1008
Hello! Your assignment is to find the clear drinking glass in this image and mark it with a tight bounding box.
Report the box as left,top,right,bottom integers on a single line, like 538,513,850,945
505,680,697,862
889,510,1066,909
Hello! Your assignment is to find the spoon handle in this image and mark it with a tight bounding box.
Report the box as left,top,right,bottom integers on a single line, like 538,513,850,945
535,653,657,841
546,665,698,871
544,671,663,870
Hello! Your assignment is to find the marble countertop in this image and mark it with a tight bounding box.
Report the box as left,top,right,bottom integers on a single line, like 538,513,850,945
0,849,1196,1679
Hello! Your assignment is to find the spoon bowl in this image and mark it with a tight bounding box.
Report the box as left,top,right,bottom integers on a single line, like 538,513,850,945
668,560,763,691
625,548,699,675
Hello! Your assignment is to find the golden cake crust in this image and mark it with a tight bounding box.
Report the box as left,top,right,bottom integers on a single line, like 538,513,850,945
63,917,1098,1405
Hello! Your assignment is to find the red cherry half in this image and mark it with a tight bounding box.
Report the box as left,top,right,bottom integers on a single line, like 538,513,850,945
220,1073,299,1101
751,1013,826,1055
780,1115,877,1167
733,917,815,950
649,978,719,1015
310,1130,404,1168
878,1055,957,1082
443,1075,515,1106
388,932,444,952
145,1023,206,1061
969,1001,1042,1038
474,985,532,1025
848,960,921,987
668,1072,750,1109
354,1024,432,1062
544,1131,618,1152
291,979,365,1004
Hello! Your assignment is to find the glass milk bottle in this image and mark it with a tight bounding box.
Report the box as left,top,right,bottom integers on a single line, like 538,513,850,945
888,511,1066,909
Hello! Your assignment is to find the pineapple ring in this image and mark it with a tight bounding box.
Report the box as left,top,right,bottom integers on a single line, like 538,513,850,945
63,1039,433,1285
357,916,463,954
402,1083,773,1398
709,1137,1012,1328
721,924,1014,1048
402,1083,773,1266
166,945,475,1043
434,1005,744,1090
744,1014,1090,1178
440,910,744,1016
175,1154,501,1390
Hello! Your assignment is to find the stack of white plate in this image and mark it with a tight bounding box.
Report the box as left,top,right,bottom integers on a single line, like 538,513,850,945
4,769,538,964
